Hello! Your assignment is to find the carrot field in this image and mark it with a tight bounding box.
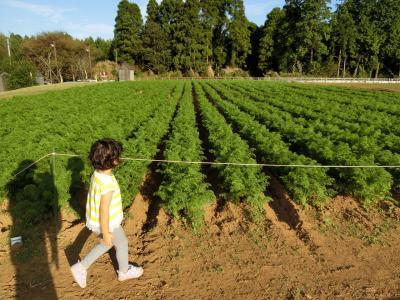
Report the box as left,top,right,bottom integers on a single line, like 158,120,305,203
1,80,400,231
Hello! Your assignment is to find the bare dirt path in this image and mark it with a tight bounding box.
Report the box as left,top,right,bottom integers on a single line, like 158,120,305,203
0,82,101,99
1,191,400,300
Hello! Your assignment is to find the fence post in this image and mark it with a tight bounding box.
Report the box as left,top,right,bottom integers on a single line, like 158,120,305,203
51,148,57,215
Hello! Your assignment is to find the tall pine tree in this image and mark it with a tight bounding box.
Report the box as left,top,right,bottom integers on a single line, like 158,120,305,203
258,8,285,74
226,0,251,68
141,0,170,73
200,0,230,75
113,0,143,65
276,0,331,74
181,0,209,74
159,0,184,72
159,0,209,74
246,22,264,76
331,2,356,77
379,0,400,77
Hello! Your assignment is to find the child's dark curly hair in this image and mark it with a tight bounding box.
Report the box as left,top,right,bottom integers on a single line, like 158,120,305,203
88,138,123,170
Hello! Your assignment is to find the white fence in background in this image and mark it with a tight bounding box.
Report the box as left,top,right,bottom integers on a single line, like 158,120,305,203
151,77,400,84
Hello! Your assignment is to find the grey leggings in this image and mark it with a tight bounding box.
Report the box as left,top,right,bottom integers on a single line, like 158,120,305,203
80,226,128,273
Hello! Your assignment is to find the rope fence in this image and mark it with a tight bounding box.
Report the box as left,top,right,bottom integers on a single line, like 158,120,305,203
11,152,400,180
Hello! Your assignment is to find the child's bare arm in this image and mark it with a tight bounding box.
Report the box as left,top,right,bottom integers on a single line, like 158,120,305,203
99,191,113,246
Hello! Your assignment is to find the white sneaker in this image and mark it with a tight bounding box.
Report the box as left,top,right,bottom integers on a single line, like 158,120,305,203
70,261,87,288
118,264,144,281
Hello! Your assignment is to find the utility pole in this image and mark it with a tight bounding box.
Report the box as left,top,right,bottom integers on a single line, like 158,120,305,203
6,37,11,65
114,49,119,81
50,41,63,83
86,47,92,79
48,52,53,84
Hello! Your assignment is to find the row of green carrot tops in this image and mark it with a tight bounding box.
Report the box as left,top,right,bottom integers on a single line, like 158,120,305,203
3,80,399,232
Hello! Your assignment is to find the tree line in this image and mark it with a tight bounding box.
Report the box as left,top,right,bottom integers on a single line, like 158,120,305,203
1,0,400,90
113,0,400,78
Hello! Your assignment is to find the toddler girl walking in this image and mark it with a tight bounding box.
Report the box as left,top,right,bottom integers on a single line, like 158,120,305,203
70,138,143,288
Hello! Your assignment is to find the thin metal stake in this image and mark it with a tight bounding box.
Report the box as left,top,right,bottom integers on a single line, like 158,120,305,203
51,148,57,215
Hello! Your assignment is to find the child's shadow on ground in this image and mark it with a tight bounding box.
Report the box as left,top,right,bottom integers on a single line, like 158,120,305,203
64,157,91,266
7,160,60,299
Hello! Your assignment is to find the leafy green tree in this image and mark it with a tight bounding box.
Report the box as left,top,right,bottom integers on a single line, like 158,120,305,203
295,0,331,73
81,37,111,75
275,0,331,74
21,32,100,82
0,33,28,65
0,58,36,89
377,0,400,77
200,0,230,74
0,34,7,61
180,0,209,74
158,0,182,71
141,0,171,73
246,22,263,76
159,0,209,74
198,1,215,69
113,0,143,65
258,8,285,74
93,38,113,61
345,0,384,78
331,2,357,77
278,0,302,73
226,0,251,68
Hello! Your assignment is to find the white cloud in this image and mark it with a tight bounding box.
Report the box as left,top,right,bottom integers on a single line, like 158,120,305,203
65,23,114,39
15,18,27,23
3,0,74,23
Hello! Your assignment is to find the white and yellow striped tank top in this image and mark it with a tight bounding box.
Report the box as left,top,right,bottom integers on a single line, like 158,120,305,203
85,171,123,233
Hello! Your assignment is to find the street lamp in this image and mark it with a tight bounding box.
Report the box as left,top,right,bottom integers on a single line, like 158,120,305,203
6,37,11,65
86,47,92,80
50,41,62,83
48,52,53,84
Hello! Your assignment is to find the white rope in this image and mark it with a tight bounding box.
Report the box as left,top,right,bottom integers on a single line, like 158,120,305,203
12,153,54,178
10,152,400,179
50,152,400,168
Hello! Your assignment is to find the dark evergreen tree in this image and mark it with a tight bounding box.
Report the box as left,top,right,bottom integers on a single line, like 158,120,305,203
298,0,331,73
159,0,209,74
226,0,251,68
113,0,143,65
158,0,183,72
246,22,263,76
258,8,285,74
331,2,356,77
278,0,302,73
180,0,209,74
344,0,383,77
82,37,113,62
142,0,170,73
94,38,113,61
261,0,331,74
200,0,230,75
375,0,400,77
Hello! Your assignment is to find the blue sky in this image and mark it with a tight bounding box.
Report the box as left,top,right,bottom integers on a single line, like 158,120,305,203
0,0,339,40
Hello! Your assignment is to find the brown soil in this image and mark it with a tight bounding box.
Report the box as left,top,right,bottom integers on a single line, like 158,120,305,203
0,82,100,99
1,190,400,300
